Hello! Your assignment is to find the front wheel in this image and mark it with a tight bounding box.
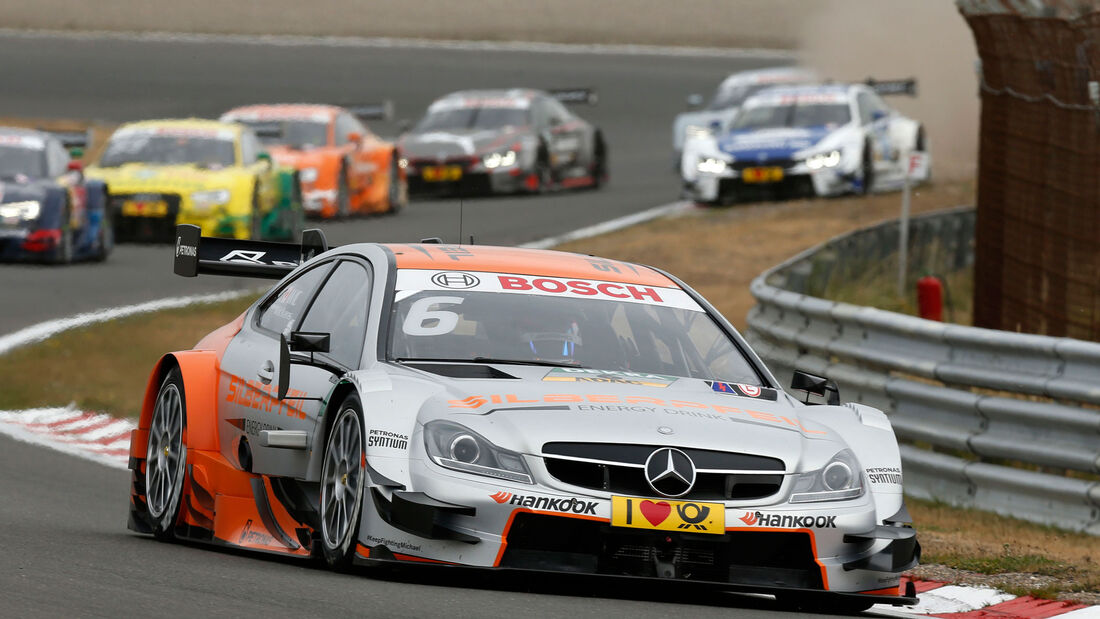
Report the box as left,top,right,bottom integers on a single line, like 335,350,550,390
51,202,74,264
859,141,874,196
146,368,188,540
319,394,366,568
249,190,263,240
93,207,114,262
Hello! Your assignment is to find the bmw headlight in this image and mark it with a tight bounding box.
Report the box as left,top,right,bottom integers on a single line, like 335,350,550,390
684,124,712,139
696,157,728,174
299,167,319,184
423,420,532,484
190,189,231,208
0,200,41,221
483,150,517,170
805,150,842,170
788,449,864,503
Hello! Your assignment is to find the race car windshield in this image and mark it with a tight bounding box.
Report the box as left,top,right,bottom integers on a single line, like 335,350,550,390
0,145,45,178
709,83,779,111
99,135,237,167
389,290,762,385
238,120,329,148
414,107,530,132
731,103,851,130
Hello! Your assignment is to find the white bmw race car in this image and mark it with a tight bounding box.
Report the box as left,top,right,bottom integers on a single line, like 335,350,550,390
682,81,929,206
671,66,819,166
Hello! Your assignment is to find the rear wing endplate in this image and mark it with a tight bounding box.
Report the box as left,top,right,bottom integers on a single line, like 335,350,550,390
865,78,917,97
173,224,330,279
548,88,598,105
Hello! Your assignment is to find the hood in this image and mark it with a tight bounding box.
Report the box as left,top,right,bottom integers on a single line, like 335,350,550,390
399,127,529,160
264,145,330,169
717,125,834,161
409,365,834,472
0,177,51,203
86,163,244,193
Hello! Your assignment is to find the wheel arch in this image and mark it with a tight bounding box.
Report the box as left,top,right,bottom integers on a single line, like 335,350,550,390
303,379,361,481
134,351,221,458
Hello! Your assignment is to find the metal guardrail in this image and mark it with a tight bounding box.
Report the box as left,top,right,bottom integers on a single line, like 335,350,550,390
745,207,1100,534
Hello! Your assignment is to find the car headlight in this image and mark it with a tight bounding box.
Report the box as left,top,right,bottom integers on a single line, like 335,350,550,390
299,167,319,184
423,420,532,484
805,150,842,170
190,189,231,208
684,124,712,139
788,449,864,503
483,150,518,170
0,200,40,221
696,157,728,174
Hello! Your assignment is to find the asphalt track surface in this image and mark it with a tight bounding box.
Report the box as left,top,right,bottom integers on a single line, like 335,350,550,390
0,33,904,618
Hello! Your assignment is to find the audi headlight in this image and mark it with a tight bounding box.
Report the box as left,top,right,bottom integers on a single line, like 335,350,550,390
483,150,517,170
299,167,319,184
0,200,41,221
190,189,231,207
805,150,842,170
696,157,728,174
788,449,864,503
423,420,533,484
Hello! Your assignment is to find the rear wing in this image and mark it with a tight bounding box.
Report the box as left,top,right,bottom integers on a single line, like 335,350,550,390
345,101,395,122
173,224,330,279
548,88,599,105
864,78,917,97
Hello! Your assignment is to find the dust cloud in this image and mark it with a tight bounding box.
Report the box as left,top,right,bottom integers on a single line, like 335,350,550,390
797,1,980,178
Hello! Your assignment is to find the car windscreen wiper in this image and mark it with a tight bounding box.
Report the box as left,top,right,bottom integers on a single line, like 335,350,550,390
396,357,586,369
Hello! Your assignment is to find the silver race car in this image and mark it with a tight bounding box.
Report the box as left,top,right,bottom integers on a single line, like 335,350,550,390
127,225,919,614
397,89,607,195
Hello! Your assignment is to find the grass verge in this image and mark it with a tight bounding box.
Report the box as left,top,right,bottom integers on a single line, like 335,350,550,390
0,293,259,418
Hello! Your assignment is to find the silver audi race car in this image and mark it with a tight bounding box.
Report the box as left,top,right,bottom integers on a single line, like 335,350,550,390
397,88,608,196
128,225,918,614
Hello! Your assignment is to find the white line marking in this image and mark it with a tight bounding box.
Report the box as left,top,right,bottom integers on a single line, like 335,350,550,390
0,288,258,357
0,28,796,60
0,407,135,470
520,201,694,250
899,585,1015,615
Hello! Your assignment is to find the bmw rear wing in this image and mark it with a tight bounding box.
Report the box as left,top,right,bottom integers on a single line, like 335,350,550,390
173,224,330,280
864,78,917,97
345,101,395,122
548,88,599,105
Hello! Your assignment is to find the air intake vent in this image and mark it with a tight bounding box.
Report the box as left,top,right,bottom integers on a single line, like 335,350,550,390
404,363,518,379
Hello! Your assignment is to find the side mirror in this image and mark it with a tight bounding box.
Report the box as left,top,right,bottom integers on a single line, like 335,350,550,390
347,132,362,145
278,331,331,400
790,370,840,405
686,93,704,109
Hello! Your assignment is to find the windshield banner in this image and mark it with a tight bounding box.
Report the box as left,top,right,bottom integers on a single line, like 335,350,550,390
395,269,703,311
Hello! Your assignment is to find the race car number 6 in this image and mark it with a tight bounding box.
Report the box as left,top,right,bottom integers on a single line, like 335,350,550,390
403,296,464,336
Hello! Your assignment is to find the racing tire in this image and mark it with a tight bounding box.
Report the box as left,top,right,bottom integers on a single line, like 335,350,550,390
860,140,875,196
337,166,351,218
249,188,263,240
385,154,406,215
145,367,188,541
93,206,114,262
319,394,366,569
531,146,552,194
51,202,74,264
590,132,608,190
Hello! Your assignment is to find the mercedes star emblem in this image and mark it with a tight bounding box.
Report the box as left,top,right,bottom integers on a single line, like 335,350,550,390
644,447,696,497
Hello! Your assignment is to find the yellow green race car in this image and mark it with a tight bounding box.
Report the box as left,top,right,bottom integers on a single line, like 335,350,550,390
86,119,302,242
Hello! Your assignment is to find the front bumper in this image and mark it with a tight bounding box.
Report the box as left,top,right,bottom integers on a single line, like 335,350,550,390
407,163,535,196
686,163,857,205
356,458,918,604
0,227,59,260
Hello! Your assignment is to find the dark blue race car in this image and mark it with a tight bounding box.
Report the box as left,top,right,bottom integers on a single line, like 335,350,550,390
0,127,113,263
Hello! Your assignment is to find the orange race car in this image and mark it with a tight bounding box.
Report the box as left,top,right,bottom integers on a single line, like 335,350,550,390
221,104,407,219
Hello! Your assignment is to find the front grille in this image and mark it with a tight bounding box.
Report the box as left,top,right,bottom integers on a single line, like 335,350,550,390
729,158,797,172
717,175,816,204
499,513,822,588
542,442,784,501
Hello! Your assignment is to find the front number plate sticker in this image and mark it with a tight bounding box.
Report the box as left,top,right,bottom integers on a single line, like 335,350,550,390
422,165,463,182
611,495,724,535
741,166,784,183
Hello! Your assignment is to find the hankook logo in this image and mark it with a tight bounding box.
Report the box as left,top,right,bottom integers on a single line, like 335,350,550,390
644,447,696,498
431,271,480,289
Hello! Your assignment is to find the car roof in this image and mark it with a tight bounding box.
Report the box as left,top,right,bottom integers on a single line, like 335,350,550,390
379,243,677,287
0,126,51,140
718,66,818,89
432,89,542,105
113,118,244,137
742,83,854,106
221,104,339,124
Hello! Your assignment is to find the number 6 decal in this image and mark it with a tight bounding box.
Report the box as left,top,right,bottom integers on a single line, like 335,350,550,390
403,296,464,336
